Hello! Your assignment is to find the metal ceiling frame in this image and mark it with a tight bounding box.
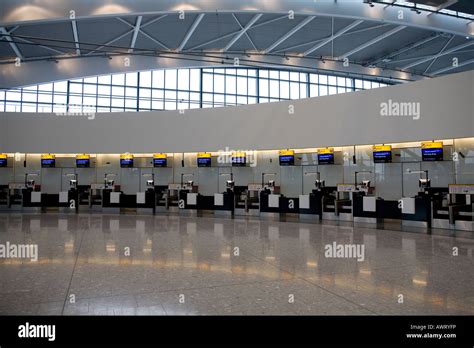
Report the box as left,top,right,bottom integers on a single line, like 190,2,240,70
263,16,316,54
0,26,23,59
224,13,261,52
177,13,205,52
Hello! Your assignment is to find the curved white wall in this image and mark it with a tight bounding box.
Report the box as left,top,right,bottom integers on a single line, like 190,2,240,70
0,71,473,154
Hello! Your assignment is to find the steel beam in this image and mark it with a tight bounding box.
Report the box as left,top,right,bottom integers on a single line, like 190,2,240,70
303,20,363,57
225,14,262,52
0,27,24,59
177,13,205,52
263,16,316,54
338,25,406,59
129,16,142,52
402,40,474,70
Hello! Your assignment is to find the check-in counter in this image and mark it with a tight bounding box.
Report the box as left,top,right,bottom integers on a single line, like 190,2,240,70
323,184,355,221
353,195,377,224
432,184,474,231
214,191,235,216
400,195,432,228
234,184,261,216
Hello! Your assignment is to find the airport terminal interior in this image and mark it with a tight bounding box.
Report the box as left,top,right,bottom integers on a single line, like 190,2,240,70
0,0,474,316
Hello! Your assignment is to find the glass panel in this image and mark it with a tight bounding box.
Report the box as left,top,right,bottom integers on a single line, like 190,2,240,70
214,74,224,93
226,75,236,95
152,70,164,89
237,76,247,95
165,69,177,90
126,72,138,87
140,71,152,88
202,73,213,93
112,74,125,85
190,69,200,91
178,69,190,90
98,75,111,85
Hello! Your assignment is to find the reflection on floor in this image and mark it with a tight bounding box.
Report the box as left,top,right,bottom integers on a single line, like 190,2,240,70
0,213,473,315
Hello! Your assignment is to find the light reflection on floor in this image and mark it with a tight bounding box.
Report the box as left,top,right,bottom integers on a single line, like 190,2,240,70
0,213,473,315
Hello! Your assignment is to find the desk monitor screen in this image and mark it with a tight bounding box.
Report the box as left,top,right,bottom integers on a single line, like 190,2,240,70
153,158,167,167
279,150,295,166
120,158,134,168
197,153,211,167
232,153,246,167
422,148,443,161
318,153,334,165
76,159,90,168
373,151,392,163
0,155,7,167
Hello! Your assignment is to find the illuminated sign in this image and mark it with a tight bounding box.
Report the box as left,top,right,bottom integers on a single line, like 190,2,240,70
120,154,134,168
421,142,443,161
197,152,212,167
0,154,7,167
318,148,334,165
41,154,56,168
373,145,392,163
76,154,91,168
153,153,167,168
232,151,246,167
279,150,295,166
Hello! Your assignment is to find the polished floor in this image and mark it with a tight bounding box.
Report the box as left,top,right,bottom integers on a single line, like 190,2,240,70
0,213,473,315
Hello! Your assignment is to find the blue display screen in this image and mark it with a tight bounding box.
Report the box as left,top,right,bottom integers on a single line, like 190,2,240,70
422,148,443,161
120,159,134,168
318,153,334,165
197,157,211,167
76,159,90,168
279,155,294,166
0,158,7,167
232,157,246,167
373,151,392,163
153,158,167,167
41,159,56,168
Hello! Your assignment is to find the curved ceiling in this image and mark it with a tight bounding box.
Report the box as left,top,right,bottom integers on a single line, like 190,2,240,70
0,0,473,87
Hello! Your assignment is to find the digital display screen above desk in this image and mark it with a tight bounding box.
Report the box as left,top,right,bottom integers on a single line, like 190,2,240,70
197,157,211,167
153,158,167,167
279,155,294,166
232,156,246,167
422,148,443,161
120,159,134,168
373,151,392,163
76,159,90,168
41,159,56,168
318,153,334,165
0,157,7,167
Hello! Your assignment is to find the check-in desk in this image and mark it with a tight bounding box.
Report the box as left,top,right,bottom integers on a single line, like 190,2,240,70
258,184,282,219
298,186,335,221
401,194,432,228
0,185,8,211
174,184,199,216
214,190,235,217
102,188,122,214
21,187,43,213
323,184,355,221
353,194,378,224
234,184,261,216
135,189,157,215
432,184,474,231
88,184,105,211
